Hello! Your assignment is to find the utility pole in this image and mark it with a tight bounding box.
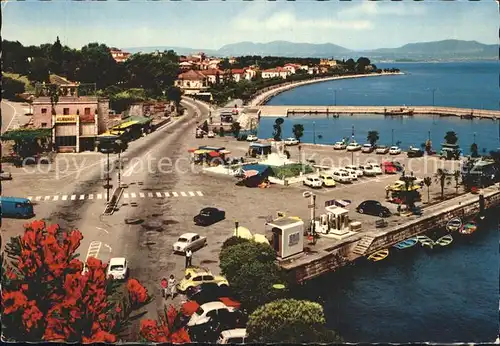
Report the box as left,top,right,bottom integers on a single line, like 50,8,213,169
106,152,110,202
310,194,316,236
116,139,122,188
313,122,316,144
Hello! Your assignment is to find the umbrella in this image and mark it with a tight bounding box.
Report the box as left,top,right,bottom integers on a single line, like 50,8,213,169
244,170,259,178
253,233,270,245
233,226,252,239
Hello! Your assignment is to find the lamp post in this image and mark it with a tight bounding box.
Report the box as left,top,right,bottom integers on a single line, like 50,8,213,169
351,125,355,164
313,122,316,145
303,191,316,237
116,139,122,188
428,130,431,141
106,151,110,202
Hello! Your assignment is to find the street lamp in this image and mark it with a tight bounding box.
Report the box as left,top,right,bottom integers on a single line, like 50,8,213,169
303,191,316,238
351,125,355,164
313,122,316,145
115,139,123,188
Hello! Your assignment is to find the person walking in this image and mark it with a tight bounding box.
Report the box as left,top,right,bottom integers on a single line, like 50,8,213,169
161,277,168,298
185,249,192,268
168,274,177,299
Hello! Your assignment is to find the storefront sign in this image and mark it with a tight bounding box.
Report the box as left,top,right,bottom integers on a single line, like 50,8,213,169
55,115,77,123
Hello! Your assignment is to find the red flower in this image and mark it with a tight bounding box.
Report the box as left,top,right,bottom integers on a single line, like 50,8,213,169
127,278,149,304
2,291,28,314
22,304,43,331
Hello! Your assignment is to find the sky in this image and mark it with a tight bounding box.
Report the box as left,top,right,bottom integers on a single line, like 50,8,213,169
2,0,498,51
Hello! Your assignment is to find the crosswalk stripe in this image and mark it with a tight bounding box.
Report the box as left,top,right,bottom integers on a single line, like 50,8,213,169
148,192,154,198
62,195,68,201
45,196,51,201
27,196,33,201
139,193,145,198
89,194,94,200
180,191,187,197
172,192,179,197
131,193,137,198
80,194,85,200
53,195,59,201
97,194,102,200
196,191,204,196
188,191,195,196
165,192,170,197
36,196,42,201
156,192,163,197
124,193,129,199
71,195,76,200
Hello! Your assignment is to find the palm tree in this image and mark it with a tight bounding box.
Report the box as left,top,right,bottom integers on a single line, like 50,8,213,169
367,130,379,147
434,168,451,199
444,131,458,145
470,143,479,157
292,124,304,142
423,177,432,203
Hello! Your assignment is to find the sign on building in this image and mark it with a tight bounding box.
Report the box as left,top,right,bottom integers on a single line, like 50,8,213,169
55,115,77,123
288,232,300,246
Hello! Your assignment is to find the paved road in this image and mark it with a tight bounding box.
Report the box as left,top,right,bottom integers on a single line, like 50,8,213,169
1,100,31,133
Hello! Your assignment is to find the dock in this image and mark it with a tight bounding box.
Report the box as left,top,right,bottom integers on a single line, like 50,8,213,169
257,105,500,120
280,185,500,284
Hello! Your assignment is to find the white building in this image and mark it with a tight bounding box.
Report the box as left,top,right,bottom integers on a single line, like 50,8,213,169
261,67,290,79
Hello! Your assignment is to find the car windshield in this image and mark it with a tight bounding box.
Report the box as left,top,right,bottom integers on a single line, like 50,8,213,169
200,210,212,216
178,237,188,242
391,147,398,150
195,307,204,316
363,144,371,147
110,265,124,271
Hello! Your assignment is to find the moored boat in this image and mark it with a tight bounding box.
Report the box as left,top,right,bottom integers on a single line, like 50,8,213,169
393,238,418,250
367,249,389,262
435,234,453,247
446,218,462,232
459,221,477,235
417,235,435,248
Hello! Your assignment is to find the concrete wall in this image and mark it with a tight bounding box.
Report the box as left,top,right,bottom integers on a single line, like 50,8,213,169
97,99,110,133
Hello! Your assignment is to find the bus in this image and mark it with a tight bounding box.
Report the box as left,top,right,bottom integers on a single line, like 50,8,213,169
1,197,35,218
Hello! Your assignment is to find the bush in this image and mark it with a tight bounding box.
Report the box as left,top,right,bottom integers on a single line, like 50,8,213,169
247,299,342,343
2,76,26,100
221,236,250,250
271,164,313,179
219,241,276,280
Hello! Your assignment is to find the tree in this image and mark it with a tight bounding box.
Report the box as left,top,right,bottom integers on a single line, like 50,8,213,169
470,143,479,157
273,118,285,141
139,305,190,343
344,58,356,72
76,43,119,89
2,77,25,99
246,299,342,343
356,57,371,73
425,139,432,155
423,177,432,203
1,221,152,342
221,236,250,250
444,131,458,145
292,124,304,142
367,130,379,147
434,168,451,199
49,36,63,74
27,57,50,83
230,122,241,138
166,86,182,109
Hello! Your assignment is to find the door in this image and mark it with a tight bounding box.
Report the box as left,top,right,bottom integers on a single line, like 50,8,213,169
271,227,281,256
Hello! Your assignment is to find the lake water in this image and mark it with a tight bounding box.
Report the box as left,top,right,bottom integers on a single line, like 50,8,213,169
265,62,499,343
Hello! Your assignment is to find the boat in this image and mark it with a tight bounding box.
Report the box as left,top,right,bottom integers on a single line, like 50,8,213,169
384,108,414,116
367,249,389,262
446,218,462,232
435,234,453,247
393,238,418,250
416,235,435,248
459,221,477,235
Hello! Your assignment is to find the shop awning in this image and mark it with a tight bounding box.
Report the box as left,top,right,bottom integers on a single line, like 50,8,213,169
112,120,138,130
1,128,52,141
125,116,152,125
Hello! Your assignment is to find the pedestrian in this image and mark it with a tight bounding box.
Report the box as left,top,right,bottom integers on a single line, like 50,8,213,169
185,249,192,268
161,277,168,298
168,274,177,298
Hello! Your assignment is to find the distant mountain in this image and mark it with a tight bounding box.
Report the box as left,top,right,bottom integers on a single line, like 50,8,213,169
123,40,497,61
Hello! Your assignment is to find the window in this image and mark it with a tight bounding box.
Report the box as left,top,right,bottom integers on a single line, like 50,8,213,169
185,273,191,280
230,337,244,344
63,108,70,115
206,310,217,319
41,123,47,128
193,235,199,241
110,265,124,271
193,276,203,282
289,232,300,246
41,108,47,114
84,108,91,115
178,237,188,242
203,275,214,281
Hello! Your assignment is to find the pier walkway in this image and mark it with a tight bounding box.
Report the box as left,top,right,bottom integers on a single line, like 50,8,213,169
257,105,500,119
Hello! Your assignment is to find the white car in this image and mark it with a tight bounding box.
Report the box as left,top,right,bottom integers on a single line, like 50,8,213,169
172,233,207,253
361,144,375,153
344,165,364,177
107,257,129,280
207,131,215,138
389,146,401,155
333,141,347,150
284,137,299,146
187,302,236,327
246,134,258,141
369,163,383,175
346,142,361,151
332,170,352,183
339,168,358,180
217,329,248,344
303,176,323,188
359,164,377,177
376,146,390,154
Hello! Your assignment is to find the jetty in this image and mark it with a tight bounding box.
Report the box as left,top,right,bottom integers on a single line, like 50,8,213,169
280,185,500,283
257,105,500,120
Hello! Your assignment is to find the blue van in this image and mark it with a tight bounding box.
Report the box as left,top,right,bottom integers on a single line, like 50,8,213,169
1,197,35,218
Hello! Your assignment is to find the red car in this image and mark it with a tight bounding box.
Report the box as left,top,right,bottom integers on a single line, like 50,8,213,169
382,161,398,174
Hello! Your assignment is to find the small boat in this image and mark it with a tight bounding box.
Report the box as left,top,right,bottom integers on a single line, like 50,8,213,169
417,235,435,248
393,238,418,250
459,221,477,235
367,249,389,262
435,234,453,247
446,218,462,232
415,235,430,242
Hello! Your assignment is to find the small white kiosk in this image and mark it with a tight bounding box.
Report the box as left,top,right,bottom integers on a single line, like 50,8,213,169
315,206,358,240
265,217,304,259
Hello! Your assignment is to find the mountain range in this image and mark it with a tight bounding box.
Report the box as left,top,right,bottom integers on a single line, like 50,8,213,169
124,40,497,61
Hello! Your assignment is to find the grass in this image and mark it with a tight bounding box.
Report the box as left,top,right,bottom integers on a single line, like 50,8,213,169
2,72,35,92
271,163,313,179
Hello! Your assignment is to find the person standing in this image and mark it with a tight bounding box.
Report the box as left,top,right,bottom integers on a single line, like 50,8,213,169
161,277,168,298
185,249,192,268
168,274,177,299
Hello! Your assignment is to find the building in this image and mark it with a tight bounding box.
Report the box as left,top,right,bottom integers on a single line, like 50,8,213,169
200,69,223,84
32,83,110,153
243,67,258,81
261,67,290,79
180,61,194,70
110,48,131,63
175,70,209,95
283,63,302,74
230,69,246,83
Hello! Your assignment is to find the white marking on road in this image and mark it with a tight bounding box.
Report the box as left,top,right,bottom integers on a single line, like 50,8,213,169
156,192,163,197
122,148,154,177
139,192,145,198
80,194,85,200
88,194,94,200
124,193,129,199
104,244,112,252
62,195,68,201
3,100,18,132
131,193,137,198
97,194,102,200
172,192,179,197
45,196,51,201
196,191,204,196
188,191,195,196
86,241,102,261
148,192,154,198
180,191,187,197
71,195,76,200
165,192,170,197
96,227,109,234
36,196,42,201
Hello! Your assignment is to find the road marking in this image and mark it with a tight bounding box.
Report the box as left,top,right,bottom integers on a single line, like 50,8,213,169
156,192,163,197
188,191,195,196
180,191,187,197
88,194,94,200
196,191,204,196
96,227,108,234
80,194,85,200
124,193,129,199
148,192,154,198
172,192,179,197
86,241,102,261
27,191,206,202
104,244,112,252
97,194,102,200
139,192,145,198
131,193,137,198
3,100,19,132
165,192,170,197
71,195,76,200
53,196,59,202
36,196,42,201
62,195,68,201
45,196,51,201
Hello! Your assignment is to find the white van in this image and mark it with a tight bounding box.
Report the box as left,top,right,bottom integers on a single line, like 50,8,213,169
217,328,247,344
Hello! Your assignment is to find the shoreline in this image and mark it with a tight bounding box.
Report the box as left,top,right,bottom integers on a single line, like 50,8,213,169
247,72,404,107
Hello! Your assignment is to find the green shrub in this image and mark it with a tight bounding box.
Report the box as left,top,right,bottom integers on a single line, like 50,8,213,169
221,236,250,250
271,164,313,179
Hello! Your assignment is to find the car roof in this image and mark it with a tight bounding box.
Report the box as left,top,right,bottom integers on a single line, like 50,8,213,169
201,207,218,211
200,301,228,310
362,200,379,204
220,329,247,338
180,232,199,238
109,257,126,265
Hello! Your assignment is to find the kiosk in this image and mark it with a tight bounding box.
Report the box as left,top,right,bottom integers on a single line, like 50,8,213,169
265,217,304,259
315,206,358,240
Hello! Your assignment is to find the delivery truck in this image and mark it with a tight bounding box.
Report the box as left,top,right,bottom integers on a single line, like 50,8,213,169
1,197,35,218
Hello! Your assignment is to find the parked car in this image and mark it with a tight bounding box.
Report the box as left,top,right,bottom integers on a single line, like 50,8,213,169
332,170,352,183
361,144,375,153
187,302,236,327
344,165,364,177
246,134,258,141
186,283,233,305
194,207,226,226
173,233,207,253
389,146,401,155
178,267,229,293
217,329,248,344
303,176,323,188
356,200,392,217
359,165,377,177
369,163,383,175
376,145,390,154
346,142,361,151
207,131,215,138
195,129,205,138
407,147,424,158
284,137,299,146
338,168,358,180
0,170,12,180
319,173,336,187
333,141,347,150
381,161,398,174
190,309,246,342
0,196,35,218
106,257,129,280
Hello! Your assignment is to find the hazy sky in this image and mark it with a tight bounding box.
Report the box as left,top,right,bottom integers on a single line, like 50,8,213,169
2,0,497,50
